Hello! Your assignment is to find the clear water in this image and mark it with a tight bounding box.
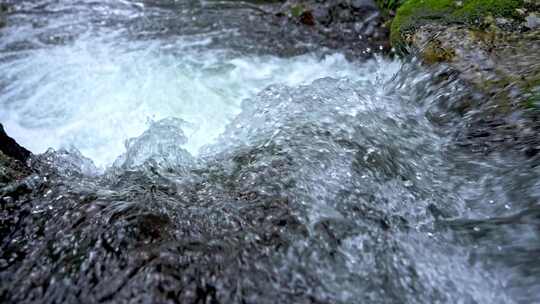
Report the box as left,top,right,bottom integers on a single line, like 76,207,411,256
0,1,539,303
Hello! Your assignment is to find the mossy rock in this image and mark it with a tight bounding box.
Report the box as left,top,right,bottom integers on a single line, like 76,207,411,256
420,39,456,63
523,76,540,109
524,92,539,109
375,0,408,17
390,0,524,48
376,0,407,11
409,21,539,110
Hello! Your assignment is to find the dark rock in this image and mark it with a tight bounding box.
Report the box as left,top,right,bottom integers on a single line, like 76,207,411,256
272,0,390,56
312,7,332,25
0,124,31,163
0,2,7,27
0,151,31,186
0,125,31,187
299,10,315,26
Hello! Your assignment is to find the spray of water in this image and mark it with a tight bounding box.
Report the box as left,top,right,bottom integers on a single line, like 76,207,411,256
1,1,539,303
0,32,391,167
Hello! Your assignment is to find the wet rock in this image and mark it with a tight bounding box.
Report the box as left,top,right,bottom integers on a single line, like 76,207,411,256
274,0,391,55
385,0,540,157
0,151,31,187
389,0,528,46
0,3,5,27
299,10,315,26
0,124,31,186
0,124,31,163
352,0,377,10
116,0,389,59
3,76,520,303
410,24,540,93
389,0,540,98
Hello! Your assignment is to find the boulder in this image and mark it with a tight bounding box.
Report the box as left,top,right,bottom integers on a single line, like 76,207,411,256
388,0,539,104
381,0,540,157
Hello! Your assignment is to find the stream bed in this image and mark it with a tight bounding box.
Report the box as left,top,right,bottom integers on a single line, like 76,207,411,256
0,1,539,303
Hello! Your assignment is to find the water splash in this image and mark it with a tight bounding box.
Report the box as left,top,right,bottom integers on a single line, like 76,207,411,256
0,31,381,167
1,0,539,303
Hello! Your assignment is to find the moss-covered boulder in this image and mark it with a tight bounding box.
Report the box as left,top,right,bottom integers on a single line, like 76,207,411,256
388,0,539,107
412,24,539,97
384,0,539,157
391,0,526,45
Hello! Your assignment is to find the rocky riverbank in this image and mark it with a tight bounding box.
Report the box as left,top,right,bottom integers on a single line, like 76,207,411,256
257,0,539,104
251,0,540,157
387,0,540,157
390,0,539,103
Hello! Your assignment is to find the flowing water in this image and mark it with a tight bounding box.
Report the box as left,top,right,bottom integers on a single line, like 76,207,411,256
0,0,539,303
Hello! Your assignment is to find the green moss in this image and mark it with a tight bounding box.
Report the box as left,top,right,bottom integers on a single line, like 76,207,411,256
457,0,522,19
524,95,539,109
391,0,524,47
523,77,540,109
376,0,405,10
421,40,456,63
291,5,304,18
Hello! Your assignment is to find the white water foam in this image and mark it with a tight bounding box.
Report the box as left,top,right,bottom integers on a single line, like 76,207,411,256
0,33,400,167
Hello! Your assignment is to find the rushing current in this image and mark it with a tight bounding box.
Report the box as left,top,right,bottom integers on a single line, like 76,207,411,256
1,0,539,303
